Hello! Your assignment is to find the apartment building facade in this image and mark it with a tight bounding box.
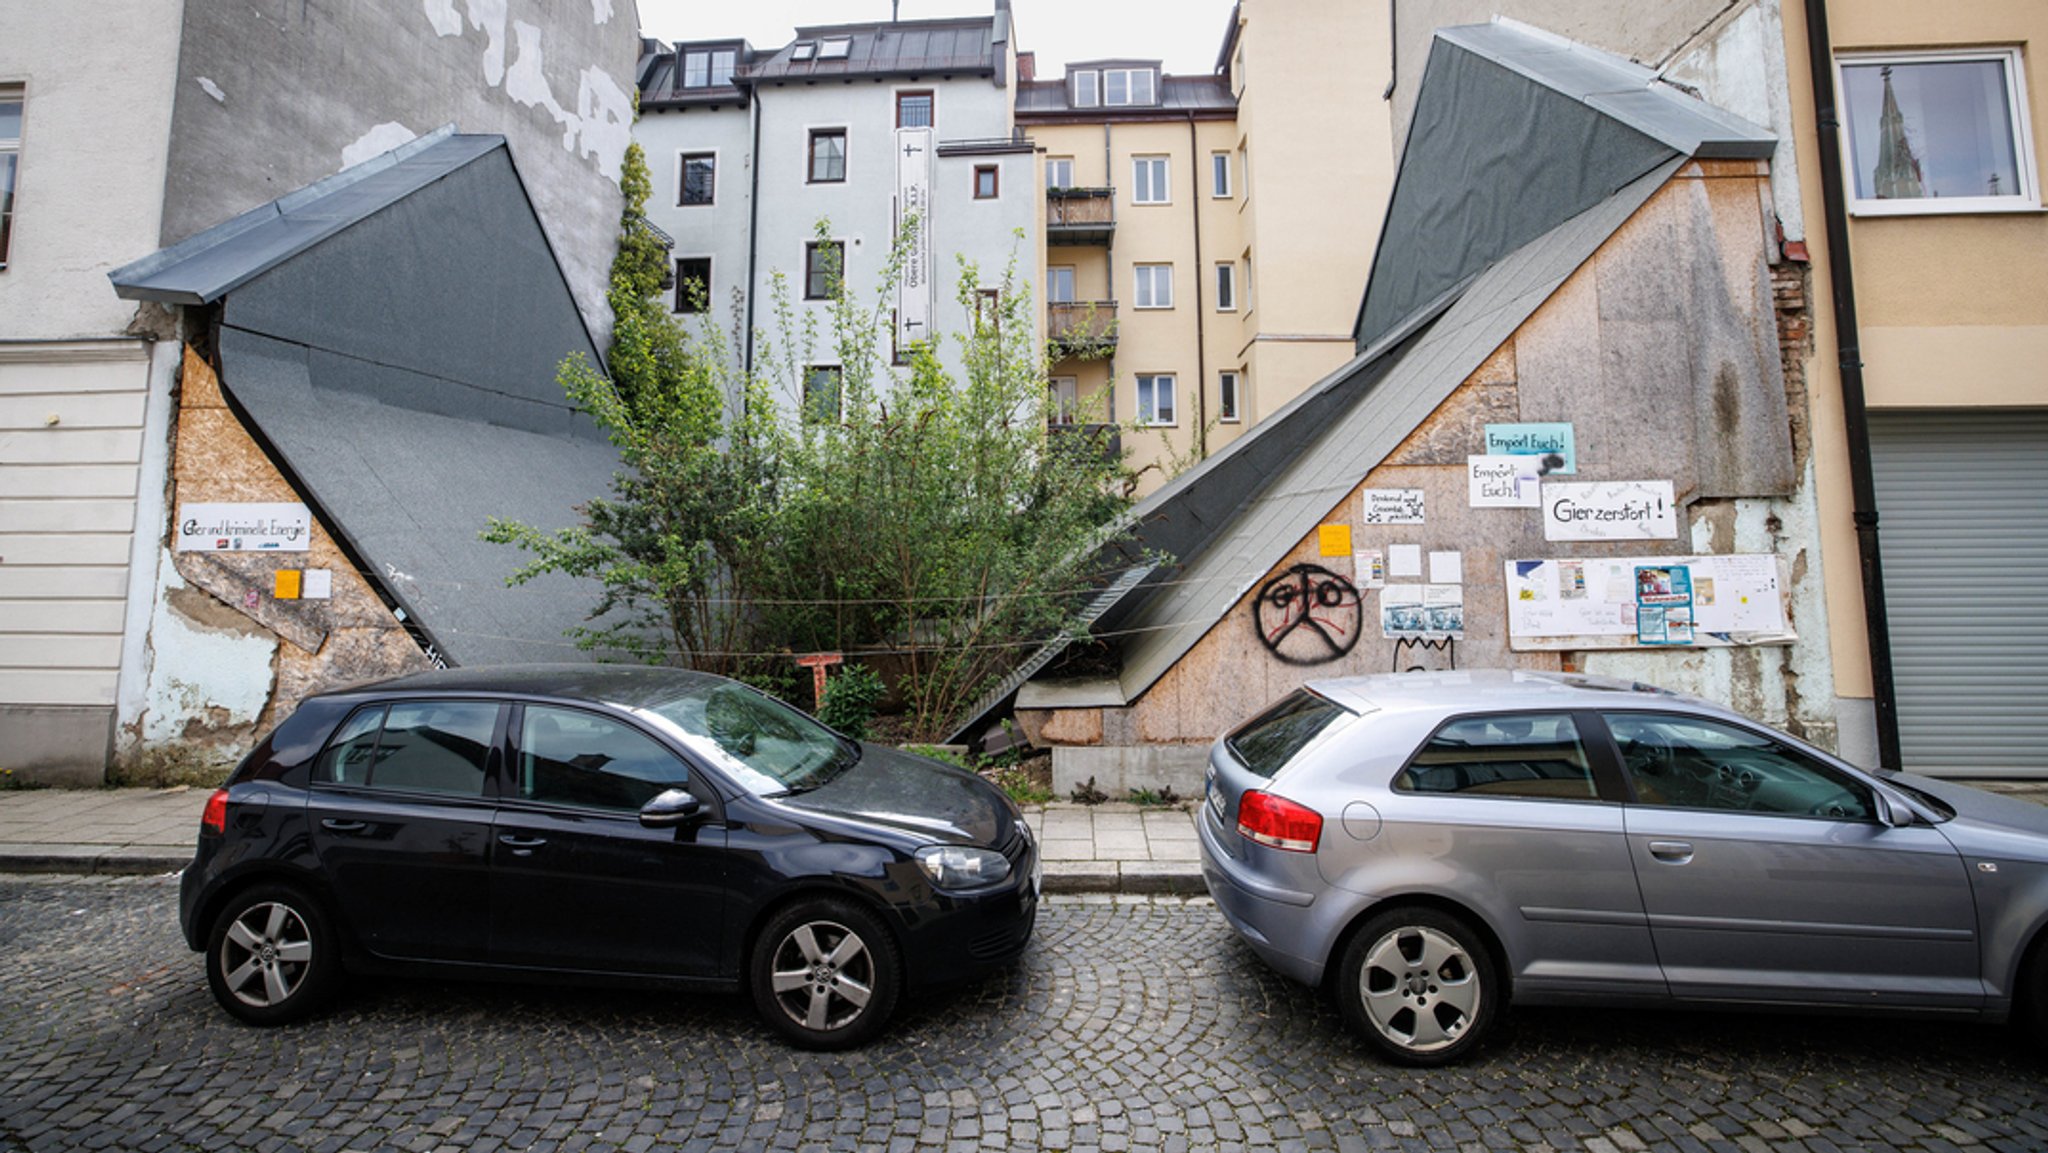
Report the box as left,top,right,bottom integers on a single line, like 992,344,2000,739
636,9,1037,417
1017,0,1394,491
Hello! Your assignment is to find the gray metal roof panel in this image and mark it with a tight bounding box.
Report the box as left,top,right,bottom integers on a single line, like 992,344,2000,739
1438,21,1774,157
752,18,995,79
1112,158,1683,703
109,128,499,305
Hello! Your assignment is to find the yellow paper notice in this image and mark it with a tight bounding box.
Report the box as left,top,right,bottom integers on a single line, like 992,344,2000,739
1318,524,1353,557
274,570,302,600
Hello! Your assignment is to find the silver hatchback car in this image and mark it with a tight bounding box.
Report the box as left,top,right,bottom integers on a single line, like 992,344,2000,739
1198,670,2048,1065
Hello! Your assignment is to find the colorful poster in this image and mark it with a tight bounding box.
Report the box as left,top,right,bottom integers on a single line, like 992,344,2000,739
1353,550,1386,589
1635,564,1694,646
1381,584,1426,638
1484,422,1576,474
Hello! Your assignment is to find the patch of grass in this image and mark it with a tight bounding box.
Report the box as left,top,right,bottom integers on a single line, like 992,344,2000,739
1069,776,1108,805
983,763,1054,806
902,743,975,771
1127,785,1183,807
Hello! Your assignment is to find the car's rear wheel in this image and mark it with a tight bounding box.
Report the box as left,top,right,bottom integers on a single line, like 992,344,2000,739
204,882,341,1025
1338,906,1497,1066
750,897,901,1050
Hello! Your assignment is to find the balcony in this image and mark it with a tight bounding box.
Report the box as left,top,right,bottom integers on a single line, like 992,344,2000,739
1047,421,1121,461
1046,187,1115,245
1047,300,1118,358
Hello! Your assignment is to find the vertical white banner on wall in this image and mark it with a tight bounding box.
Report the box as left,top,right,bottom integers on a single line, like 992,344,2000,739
896,127,935,352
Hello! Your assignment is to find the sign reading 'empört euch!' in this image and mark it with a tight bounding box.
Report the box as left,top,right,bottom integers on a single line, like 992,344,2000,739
176,502,313,552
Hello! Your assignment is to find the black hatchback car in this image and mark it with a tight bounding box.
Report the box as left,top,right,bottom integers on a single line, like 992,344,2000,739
178,665,1039,1048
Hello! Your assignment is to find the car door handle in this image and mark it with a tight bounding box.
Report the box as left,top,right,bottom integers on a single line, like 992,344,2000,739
1647,840,1694,864
320,819,368,834
498,834,547,850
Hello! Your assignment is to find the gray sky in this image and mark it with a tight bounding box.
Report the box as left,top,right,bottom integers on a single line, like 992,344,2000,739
635,0,1240,78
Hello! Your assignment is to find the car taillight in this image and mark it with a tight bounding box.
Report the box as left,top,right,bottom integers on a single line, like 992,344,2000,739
1237,790,1321,853
201,788,229,836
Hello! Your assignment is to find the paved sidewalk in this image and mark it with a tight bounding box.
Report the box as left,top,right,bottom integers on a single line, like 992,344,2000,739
0,788,1207,893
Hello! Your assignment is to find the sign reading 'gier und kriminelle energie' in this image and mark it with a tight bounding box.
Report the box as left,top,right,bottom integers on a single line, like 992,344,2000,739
176,502,313,552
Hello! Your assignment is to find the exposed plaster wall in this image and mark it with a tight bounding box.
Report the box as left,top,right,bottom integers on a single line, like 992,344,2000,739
124,347,431,769
1030,161,1835,756
158,0,637,343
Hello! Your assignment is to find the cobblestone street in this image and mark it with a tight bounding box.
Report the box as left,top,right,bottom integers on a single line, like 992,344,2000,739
3,876,2045,1153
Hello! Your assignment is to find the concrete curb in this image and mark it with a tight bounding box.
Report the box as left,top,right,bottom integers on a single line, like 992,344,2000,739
1042,859,1205,896
0,847,189,876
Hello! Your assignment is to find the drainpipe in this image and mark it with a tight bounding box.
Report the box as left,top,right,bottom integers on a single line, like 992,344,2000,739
1802,0,1902,770
1187,113,1208,456
742,85,765,377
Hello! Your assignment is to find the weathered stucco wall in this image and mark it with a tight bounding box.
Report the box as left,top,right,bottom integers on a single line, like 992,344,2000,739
1029,160,1838,762
128,347,430,769
158,0,638,342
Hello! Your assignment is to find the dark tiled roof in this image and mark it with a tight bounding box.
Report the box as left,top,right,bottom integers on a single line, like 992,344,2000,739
749,18,996,81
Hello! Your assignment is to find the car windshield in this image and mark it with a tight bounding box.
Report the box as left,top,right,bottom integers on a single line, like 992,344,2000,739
637,683,857,796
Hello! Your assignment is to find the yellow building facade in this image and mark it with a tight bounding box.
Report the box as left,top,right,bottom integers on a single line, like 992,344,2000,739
1018,0,1395,493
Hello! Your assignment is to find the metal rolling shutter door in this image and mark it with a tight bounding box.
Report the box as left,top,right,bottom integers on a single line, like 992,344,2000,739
1868,410,2048,775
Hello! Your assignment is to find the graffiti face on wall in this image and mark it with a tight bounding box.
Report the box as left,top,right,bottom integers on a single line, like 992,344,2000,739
1254,564,1363,665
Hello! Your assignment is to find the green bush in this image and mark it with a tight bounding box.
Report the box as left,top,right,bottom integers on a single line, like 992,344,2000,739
818,663,886,740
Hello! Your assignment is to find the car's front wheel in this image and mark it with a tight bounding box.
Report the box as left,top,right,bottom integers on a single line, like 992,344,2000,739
751,897,901,1049
204,882,341,1025
1338,906,1497,1066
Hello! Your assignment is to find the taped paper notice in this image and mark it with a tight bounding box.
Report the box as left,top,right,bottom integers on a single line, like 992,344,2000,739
1361,489,1425,525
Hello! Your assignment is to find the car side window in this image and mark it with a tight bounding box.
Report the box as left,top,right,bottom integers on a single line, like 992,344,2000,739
314,701,496,796
518,705,690,813
1395,713,1598,801
1605,712,1873,820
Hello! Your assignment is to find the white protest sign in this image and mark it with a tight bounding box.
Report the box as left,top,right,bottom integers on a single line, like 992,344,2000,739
1360,488,1425,525
1541,481,1677,541
1467,455,1540,508
176,502,313,552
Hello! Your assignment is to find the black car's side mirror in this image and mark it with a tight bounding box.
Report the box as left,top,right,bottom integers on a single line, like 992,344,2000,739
639,788,704,829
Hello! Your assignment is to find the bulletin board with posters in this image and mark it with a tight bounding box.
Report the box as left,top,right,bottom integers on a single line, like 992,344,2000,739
1503,554,1794,651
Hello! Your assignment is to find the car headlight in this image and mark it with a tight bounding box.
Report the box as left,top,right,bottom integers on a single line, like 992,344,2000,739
914,845,1011,890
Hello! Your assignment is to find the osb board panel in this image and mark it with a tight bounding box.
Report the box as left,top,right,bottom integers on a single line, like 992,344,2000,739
170,348,428,721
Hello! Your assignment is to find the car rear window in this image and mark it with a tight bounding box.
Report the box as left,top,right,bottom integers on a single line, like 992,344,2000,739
1225,690,1351,779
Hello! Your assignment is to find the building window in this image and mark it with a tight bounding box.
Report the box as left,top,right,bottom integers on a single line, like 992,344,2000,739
1837,48,2038,214
974,164,999,199
1072,69,1099,109
1219,370,1242,422
679,152,715,205
1105,68,1156,107
1047,265,1075,304
682,49,736,88
1134,263,1173,309
674,257,711,314
1136,374,1176,426
819,37,851,60
1211,152,1231,198
975,289,1001,335
808,128,846,183
1238,144,1250,200
897,91,934,129
1241,248,1253,311
0,87,18,269
803,366,843,423
792,42,816,61
1132,155,1169,204
1215,262,1236,311
805,241,843,300
1049,377,1079,426
1046,157,1074,189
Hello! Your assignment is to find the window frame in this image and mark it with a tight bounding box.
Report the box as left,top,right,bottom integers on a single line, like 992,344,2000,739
1134,373,1177,426
1214,261,1236,311
312,699,504,798
1601,710,1883,822
896,89,935,129
804,239,844,300
1834,46,2041,216
803,364,844,423
1045,156,1074,189
673,256,712,315
1218,370,1241,423
1133,262,1173,310
0,83,20,270
807,126,848,184
1049,376,1079,426
1132,155,1170,205
677,150,715,206
1104,67,1156,107
682,49,712,88
973,163,999,199
818,37,852,60
1211,151,1232,198
1046,265,1076,304
1072,69,1100,109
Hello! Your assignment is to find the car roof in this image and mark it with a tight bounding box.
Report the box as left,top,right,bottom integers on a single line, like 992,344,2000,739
333,663,732,710
1305,669,1724,718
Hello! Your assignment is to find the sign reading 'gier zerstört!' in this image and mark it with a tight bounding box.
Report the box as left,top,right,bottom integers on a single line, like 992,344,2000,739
1540,481,1677,541
176,502,313,552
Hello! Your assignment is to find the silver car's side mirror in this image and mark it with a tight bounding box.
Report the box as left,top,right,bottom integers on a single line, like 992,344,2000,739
1871,787,1917,829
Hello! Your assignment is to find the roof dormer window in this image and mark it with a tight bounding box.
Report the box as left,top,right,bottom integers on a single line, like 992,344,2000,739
681,48,736,87
792,42,816,61
1072,69,1099,108
1104,67,1156,107
819,37,852,60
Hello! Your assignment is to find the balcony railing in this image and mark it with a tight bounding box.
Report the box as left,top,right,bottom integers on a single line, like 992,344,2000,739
1047,300,1118,357
1047,421,1121,461
1046,187,1115,244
